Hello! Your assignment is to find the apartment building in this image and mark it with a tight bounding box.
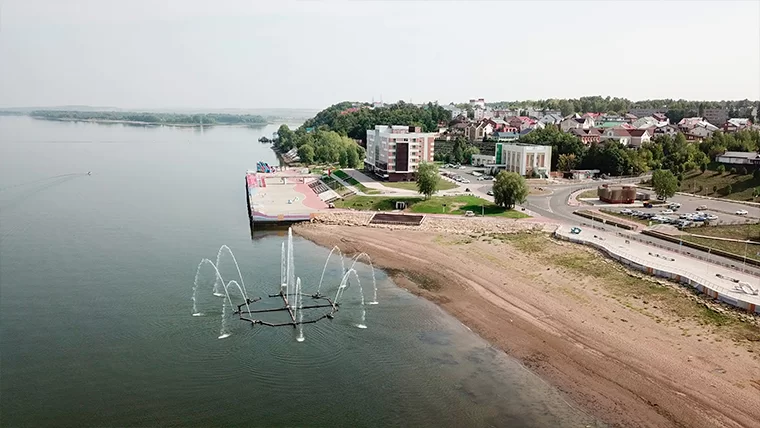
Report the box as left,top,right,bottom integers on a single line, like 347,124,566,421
703,108,729,126
364,125,437,181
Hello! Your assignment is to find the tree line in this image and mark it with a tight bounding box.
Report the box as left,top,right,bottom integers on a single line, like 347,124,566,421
30,110,268,125
300,101,451,142
275,124,365,169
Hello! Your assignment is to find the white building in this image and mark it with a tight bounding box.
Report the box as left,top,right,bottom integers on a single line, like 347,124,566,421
364,125,437,181
491,143,552,178
471,154,496,167
469,98,486,109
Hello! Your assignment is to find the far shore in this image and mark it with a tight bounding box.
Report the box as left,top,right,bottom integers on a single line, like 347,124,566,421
294,222,760,428
27,116,274,127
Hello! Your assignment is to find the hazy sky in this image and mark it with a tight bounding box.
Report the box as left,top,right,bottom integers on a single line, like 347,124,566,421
1,0,759,109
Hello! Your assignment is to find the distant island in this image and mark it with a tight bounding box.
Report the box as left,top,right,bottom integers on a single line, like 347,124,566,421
27,110,269,126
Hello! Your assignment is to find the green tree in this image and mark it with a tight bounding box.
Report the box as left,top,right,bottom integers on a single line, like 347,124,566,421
557,153,578,172
651,169,678,201
415,162,439,199
492,171,529,209
297,144,315,164
717,164,726,174
752,187,760,199
277,124,295,150
346,146,360,168
700,163,707,173
724,184,733,196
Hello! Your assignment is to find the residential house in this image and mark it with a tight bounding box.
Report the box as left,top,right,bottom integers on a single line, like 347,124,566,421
627,129,652,148
493,108,518,118
465,121,493,142
715,151,760,166
653,123,679,137
601,128,632,146
652,113,668,122
364,125,437,181
569,128,602,144
686,124,714,141
560,116,595,132
624,113,638,123
442,103,466,119
723,118,753,133
539,112,564,126
632,116,658,129
677,117,719,133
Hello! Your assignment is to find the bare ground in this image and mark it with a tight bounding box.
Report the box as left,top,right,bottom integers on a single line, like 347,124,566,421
294,224,760,428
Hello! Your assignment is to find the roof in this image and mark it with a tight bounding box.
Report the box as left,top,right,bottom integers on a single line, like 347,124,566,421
627,129,650,137
624,113,638,119
570,128,602,137
719,151,760,160
609,128,632,137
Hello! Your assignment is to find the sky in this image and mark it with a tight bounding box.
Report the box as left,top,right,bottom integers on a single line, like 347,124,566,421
1,0,759,109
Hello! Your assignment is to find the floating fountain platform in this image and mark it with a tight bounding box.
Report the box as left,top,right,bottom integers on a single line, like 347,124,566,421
192,227,378,340
234,292,338,327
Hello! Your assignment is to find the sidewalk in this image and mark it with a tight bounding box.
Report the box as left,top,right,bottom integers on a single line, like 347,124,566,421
555,226,760,313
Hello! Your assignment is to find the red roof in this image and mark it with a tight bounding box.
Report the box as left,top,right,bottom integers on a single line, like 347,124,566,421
627,129,650,137
610,128,632,137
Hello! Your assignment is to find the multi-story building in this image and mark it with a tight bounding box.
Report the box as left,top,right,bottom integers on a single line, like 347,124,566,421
703,108,729,126
364,125,437,181
491,143,552,178
628,108,668,118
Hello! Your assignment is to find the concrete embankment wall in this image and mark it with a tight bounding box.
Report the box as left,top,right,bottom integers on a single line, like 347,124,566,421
554,229,759,314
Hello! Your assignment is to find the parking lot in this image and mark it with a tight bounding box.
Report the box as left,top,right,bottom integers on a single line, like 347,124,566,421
440,164,493,186
612,201,756,228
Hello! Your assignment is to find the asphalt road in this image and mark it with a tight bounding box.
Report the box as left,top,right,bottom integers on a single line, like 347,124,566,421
523,180,760,277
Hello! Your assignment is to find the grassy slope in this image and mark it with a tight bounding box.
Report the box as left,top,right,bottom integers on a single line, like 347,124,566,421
382,177,458,191
332,170,380,194
680,164,760,201
680,223,760,262
333,195,529,218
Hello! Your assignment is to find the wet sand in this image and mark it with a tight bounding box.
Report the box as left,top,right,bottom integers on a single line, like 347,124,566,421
295,224,760,428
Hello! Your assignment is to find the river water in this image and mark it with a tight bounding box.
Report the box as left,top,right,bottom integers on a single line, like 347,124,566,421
0,116,599,427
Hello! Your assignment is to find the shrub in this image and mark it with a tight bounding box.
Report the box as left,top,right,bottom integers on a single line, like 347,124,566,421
724,184,733,195
739,166,748,175
730,167,737,175
712,185,718,194
754,169,760,180
700,163,707,173
717,164,726,174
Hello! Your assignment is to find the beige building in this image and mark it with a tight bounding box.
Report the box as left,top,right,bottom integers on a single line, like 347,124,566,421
364,125,437,181
492,143,552,178
703,108,729,126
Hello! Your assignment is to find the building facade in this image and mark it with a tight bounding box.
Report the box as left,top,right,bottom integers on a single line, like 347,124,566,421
491,143,552,178
703,108,729,126
364,125,437,181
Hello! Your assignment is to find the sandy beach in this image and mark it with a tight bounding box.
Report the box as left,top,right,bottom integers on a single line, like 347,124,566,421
295,223,760,428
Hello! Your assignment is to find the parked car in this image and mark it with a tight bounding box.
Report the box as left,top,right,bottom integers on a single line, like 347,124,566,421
736,210,749,216
705,214,718,221
696,205,708,211
643,202,653,208
668,203,681,209
661,209,674,215
620,209,632,215
464,210,475,217
487,190,494,196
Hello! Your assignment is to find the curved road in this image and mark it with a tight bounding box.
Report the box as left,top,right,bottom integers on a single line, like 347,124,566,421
476,178,760,277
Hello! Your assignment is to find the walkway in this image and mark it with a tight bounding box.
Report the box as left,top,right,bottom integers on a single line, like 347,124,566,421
556,226,760,313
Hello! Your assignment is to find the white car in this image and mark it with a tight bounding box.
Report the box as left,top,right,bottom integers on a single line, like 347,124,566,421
735,210,749,216
620,209,632,215
461,179,471,184
696,205,708,211
705,214,718,221
661,209,674,215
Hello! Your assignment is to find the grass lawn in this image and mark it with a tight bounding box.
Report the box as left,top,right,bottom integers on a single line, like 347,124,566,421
578,189,598,199
332,170,380,194
382,177,458,191
680,164,760,201
679,223,760,262
333,195,529,218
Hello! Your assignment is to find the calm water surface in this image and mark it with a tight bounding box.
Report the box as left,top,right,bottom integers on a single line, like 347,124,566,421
0,116,599,427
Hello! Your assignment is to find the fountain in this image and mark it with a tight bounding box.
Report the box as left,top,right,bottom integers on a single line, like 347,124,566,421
191,227,379,340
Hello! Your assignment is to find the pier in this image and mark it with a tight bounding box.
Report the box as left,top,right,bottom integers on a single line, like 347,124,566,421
246,165,327,229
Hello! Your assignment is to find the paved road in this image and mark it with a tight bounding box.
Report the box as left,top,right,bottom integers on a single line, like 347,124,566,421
523,180,760,277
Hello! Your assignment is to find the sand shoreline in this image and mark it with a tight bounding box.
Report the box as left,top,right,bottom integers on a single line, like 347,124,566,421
295,223,760,428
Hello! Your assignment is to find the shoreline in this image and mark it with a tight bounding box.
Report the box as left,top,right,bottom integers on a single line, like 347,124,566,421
27,117,273,127
294,223,760,428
